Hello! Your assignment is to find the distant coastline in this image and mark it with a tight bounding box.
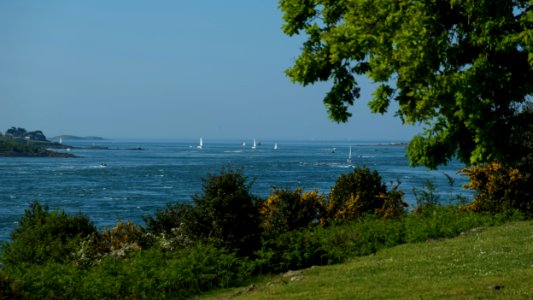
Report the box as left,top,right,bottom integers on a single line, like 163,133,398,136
0,137,75,158
50,135,105,141
0,127,78,158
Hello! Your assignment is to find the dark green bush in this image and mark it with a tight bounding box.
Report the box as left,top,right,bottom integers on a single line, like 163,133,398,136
141,167,261,257
255,205,523,274
403,205,524,242
1,244,253,299
256,227,339,273
1,201,97,265
188,167,261,257
143,202,193,235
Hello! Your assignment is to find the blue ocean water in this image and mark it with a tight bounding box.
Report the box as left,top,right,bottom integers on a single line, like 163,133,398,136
0,139,471,242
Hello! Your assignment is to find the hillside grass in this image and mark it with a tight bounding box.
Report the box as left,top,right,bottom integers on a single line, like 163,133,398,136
200,221,533,299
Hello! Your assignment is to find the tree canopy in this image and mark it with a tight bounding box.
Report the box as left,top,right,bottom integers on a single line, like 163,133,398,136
280,0,533,168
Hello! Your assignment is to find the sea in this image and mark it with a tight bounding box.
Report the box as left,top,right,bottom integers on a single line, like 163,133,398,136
0,139,472,242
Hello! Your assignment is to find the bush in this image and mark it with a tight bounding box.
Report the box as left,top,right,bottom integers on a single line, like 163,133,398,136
461,162,533,213
140,167,262,257
328,167,387,221
2,244,253,299
97,220,145,258
255,205,524,274
412,179,440,210
260,188,326,237
1,201,97,266
376,182,408,218
143,202,193,235
143,203,196,251
190,167,261,257
327,167,406,222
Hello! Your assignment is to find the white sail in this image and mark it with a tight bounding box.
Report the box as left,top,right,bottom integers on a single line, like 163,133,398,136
251,138,257,150
347,146,352,164
197,137,203,149
273,143,278,150
59,136,63,144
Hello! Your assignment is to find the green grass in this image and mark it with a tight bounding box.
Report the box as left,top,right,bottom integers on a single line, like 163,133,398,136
199,221,533,299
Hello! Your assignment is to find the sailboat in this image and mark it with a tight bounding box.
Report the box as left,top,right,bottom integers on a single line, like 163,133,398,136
273,143,278,150
347,145,352,164
197,137,203,149
242,141,246,147
59,136,63,144
251,138,257,150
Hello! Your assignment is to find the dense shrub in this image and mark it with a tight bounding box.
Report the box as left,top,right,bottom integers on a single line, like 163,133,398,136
1,201,97,265
260,188,326,237
327,167,406,222
143,202,193,235
99,220,145,257
256,226,343,273
189,167,261,256
461,162,533,213
255,205,523,274
143,203,196,251
140,167,262,256
328,166,387,221
376,183,408,219
1,244,253,299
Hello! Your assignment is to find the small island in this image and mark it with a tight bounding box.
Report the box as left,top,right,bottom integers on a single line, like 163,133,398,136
0,127,76,158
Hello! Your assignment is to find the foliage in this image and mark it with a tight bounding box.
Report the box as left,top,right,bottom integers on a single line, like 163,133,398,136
412,179,441,210
461,162,533,213
143,202,193,235
1,168,529,298
5,127,28,139
279,0,533,168
141,167,262,256
1,201,97,265
327,166,406,221
259,188,326,237
190,167,261,257
1,244,253,300
211,221,533,299
98,220,145,257
0,135,74,157
255,205,520,274
376,184,408,219
4,127,47,141
0,201,526,299
0,136,47,155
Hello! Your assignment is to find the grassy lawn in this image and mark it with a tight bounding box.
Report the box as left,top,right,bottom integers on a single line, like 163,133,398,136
200,221,533,299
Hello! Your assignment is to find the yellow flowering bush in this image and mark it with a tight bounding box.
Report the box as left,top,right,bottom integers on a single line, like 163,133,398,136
461,162,532,213
376,188,408,219
327,167,405,222
99,220,144,257
260,188,326,236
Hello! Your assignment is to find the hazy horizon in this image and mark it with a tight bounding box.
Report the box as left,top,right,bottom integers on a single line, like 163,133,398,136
1,1,421,141
41,133,412,144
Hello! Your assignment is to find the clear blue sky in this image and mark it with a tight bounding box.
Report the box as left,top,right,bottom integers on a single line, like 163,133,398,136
0,1,421,141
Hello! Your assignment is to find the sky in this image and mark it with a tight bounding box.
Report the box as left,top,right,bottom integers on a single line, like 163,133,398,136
0,1,421,141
